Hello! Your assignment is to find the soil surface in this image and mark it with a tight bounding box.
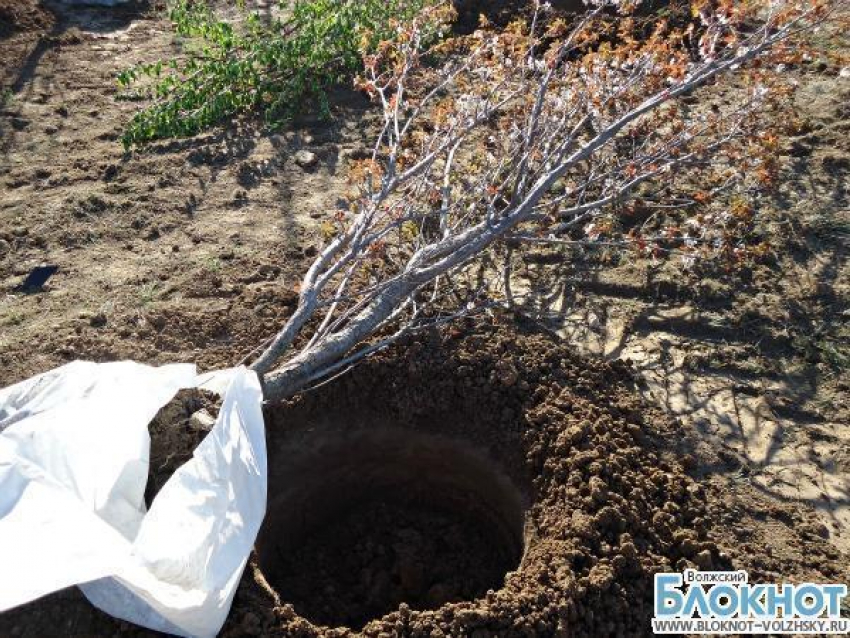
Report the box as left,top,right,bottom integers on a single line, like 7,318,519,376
1,0,371,383
1,321,847,636
0,1,848,637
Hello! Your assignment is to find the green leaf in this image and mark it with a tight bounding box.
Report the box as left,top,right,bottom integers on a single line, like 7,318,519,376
119,0,439,146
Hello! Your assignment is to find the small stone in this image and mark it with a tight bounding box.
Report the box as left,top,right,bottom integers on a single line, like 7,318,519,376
294,150,319,170
232,189,248,205
89,312,107,328
189,409,216,432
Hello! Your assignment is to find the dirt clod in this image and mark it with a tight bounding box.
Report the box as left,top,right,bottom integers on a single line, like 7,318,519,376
295,150,319,171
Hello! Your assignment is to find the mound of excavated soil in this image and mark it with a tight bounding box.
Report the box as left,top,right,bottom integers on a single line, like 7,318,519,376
246,320,723,636
231,317,844,637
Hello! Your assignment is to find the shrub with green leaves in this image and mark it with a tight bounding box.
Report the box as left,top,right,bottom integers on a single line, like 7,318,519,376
118,0,433,148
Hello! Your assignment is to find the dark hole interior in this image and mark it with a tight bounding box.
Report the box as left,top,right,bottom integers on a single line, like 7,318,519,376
256,428,526,630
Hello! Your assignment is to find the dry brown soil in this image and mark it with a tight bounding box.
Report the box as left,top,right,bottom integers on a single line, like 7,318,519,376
0,1,848,637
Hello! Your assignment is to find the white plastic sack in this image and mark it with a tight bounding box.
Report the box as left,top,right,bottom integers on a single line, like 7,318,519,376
0,360,267,638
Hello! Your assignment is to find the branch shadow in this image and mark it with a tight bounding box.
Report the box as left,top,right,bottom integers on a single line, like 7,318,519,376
510,189,848,534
